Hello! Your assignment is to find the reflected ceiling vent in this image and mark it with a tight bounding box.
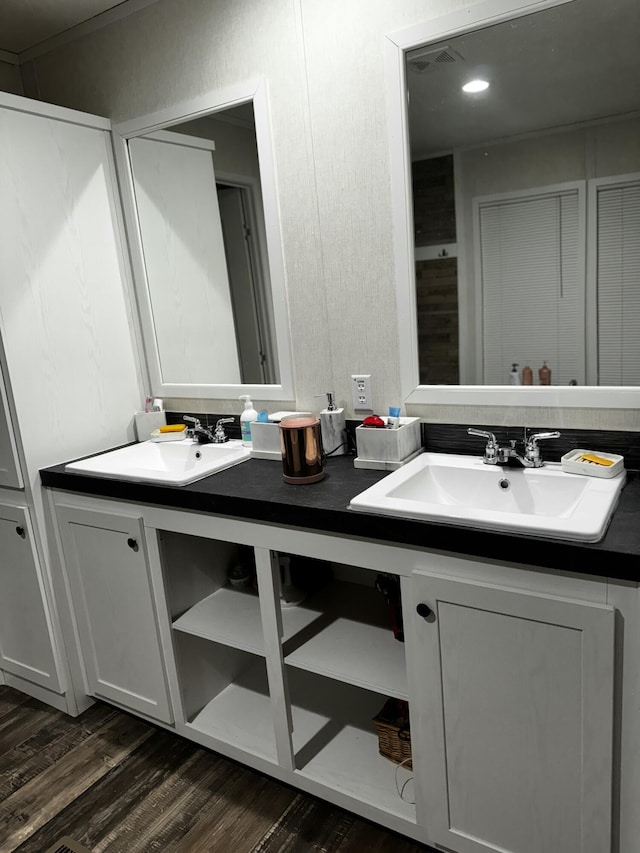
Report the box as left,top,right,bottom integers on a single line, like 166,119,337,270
407,45,464,73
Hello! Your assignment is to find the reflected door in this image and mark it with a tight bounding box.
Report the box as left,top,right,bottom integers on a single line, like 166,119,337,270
129,134,241,385
478,188,584,385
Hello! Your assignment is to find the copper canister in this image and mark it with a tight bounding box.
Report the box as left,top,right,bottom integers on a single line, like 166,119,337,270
279,416,324,484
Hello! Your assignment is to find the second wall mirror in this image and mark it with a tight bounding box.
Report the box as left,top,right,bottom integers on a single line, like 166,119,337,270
387,0,640,408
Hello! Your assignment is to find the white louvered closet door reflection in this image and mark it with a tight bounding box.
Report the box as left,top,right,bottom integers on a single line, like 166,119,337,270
597,182,640,386
479,190,583,385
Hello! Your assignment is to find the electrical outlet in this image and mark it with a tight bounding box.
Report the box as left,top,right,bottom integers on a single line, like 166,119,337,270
351,374,372,411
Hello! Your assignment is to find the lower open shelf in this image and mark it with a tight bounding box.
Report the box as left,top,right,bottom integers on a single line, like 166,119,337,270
175,632,277,764
286,667,416,823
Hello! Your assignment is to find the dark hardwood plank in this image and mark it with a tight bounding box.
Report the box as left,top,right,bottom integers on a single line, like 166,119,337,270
0,686,29,723
1,712,152,850
91,746,236,852
251,794,354,853
0,703,118,800
13,727,192,853
337,817,427,852
0,699,63,755
173,768,297,853
1,688,434,853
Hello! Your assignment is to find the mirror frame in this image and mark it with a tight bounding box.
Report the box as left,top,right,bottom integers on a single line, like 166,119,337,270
385,0,640,409
112,77,294,401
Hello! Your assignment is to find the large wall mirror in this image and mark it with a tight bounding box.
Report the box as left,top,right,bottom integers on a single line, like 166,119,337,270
113,79,293,400
387,0,640,407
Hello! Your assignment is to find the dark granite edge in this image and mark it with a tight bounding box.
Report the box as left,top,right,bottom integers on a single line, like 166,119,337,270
40,455,640,583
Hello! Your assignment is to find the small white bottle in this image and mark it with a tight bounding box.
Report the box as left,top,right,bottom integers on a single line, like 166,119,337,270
239,394,258,446
509,364,521,385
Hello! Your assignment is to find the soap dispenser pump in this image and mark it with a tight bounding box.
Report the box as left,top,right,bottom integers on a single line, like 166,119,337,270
318,392,347,456
239,394,258,446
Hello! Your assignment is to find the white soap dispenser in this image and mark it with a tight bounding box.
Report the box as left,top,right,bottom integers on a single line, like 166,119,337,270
318,392,348,456
509,364,521,386
239,394,258,446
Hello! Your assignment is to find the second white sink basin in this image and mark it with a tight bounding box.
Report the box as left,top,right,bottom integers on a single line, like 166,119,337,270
349,452,626,542
65,438,250,485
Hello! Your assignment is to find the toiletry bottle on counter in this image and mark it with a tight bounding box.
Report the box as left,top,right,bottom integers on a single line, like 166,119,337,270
522,365,533,385
509,364,521,385
539,361,551,386
318,392,347,456
387,406,401,428
239,394,258,446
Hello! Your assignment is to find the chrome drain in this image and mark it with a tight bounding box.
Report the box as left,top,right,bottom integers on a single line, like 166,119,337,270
498,478,511,491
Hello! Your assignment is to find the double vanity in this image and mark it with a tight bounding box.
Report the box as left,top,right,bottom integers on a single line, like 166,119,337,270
40,437,639,853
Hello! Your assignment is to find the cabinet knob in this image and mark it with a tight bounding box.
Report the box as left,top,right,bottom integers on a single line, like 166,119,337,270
416,602,432,619
127,537,138,551
15,526,25,538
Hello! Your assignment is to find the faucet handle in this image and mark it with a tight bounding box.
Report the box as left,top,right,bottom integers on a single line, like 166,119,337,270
183,415,202,429
526,430,561,446
467,428,499,463
212,417,234,443
467,427,498,445
524,430,561,467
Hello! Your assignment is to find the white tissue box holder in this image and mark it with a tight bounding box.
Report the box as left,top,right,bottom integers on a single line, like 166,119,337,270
250,421,282,460
250,411,312,460
354,417,422,470
134,411,166,441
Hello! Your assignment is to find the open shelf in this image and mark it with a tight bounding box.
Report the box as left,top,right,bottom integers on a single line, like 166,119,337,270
287,668,416,823
283,580,408,699
172,586,263,655
175,632,277,764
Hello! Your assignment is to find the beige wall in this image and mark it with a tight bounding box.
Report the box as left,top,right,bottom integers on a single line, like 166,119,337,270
12,0,640,430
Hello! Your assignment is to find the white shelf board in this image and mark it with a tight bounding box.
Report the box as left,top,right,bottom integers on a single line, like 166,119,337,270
287,669,416,823
172,587,264,655
284,581,408,699
186,660,277,763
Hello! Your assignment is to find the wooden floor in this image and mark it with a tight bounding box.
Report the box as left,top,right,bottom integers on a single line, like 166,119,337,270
0,686,432,853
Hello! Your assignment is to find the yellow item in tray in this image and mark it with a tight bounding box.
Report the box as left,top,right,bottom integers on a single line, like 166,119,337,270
580,453,614,466
159,424,186,434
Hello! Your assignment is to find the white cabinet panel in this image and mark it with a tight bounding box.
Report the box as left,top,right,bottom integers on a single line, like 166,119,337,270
0,103,142,475
0,364,21,489
408,571,614,853
0,503,61,690
56,506,172,724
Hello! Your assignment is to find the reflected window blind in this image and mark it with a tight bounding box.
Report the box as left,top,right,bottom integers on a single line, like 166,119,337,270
479,191,582,385
597,183,640,385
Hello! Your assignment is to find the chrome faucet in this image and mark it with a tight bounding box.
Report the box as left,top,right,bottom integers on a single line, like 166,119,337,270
184,415,234,444
467,428,560,468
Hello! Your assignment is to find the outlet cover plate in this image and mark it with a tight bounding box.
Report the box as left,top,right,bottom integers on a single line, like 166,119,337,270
351,374,372,411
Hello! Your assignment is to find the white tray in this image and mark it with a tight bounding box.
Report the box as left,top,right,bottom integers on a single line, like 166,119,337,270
561,448,624,478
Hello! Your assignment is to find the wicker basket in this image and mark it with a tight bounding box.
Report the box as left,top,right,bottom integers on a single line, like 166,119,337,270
372,698,412,769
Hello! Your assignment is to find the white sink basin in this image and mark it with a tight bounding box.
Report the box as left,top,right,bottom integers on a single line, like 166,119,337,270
349,452,626,542
65,439,250,485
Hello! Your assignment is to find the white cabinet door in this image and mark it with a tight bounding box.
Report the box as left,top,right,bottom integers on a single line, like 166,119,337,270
0,504,61,690
408,571,614,853
57,506,172,724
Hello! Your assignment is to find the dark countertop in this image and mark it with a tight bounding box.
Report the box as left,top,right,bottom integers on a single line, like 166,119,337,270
40,453,640,582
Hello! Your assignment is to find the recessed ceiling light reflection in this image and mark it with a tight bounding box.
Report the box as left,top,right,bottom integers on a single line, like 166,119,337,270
462,79,490,93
